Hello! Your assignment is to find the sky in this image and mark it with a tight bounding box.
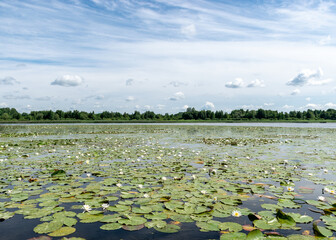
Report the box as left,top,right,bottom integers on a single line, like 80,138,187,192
1,0,336,113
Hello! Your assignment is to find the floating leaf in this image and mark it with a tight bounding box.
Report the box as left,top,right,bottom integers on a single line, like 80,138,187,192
48,227,76,237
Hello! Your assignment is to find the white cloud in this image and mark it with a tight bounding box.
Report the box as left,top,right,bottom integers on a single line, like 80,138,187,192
305,97,311,101
282,104,294,109
169,91,185,101
51,75,83,87
182,105,189,110
325,102,336,108
0,102,8,107
126,96,135,101
144,105,151,110
225,78,245,88
247,79,265,88
291,89,301,95
0,76,20,85
156,104,165,109
181,24,196,37
202,101,215,110
319,35,332,45
305,103,321,109
264,103,274,106
287,68,332,86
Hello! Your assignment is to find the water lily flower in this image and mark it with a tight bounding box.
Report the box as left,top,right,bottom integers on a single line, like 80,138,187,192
143,193,149,198
7,190,12,194
192,175,196,180
264,171,268,174
116,183,122,188
330,189,335,194
86,173,91,177
85,160,90,164
102,203,109,210
201,190,207,195
232,210,242,217
283,160,288,164
287,186,294,192
119,171,124,175
271,167,276,171
325,187,331,193
211,169,217,174
138,184,143,189
324,169,328,173
82,204,92,213
162,177,167,181
18,177,22,181
318,196,326,201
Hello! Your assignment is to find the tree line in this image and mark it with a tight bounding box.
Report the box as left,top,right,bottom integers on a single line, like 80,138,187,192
1,107,336,121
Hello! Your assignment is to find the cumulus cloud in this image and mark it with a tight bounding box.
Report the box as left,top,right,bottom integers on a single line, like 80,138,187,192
325,102,336,108
169,91,185,101
247,79,265,88
287,68,332,86
183,105,189,110
126,78,134,86
291,89,301,95
126,96,135,102
305,103,321,109
225,78,245,88
305,97,311,101
51,75,83,87
264,103,274,106
0,76,20,85
202,101,215,110
282,104,294,109
0,102,8,107
3,94,30,100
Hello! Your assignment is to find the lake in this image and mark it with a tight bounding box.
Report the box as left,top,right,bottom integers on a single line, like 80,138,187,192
0,124,335,239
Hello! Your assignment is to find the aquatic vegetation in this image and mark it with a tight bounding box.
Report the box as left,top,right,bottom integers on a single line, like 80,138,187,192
0,124,336,239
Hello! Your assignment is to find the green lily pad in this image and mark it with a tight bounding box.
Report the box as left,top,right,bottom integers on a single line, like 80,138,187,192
48,227,76,237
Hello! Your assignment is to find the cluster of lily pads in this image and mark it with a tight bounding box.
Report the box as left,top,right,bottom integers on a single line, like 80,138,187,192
0,124,336,239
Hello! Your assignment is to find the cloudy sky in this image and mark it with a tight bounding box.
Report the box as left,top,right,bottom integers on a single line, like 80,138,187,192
1,0,336,113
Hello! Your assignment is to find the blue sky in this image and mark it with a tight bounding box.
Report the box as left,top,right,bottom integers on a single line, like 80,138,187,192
1,0,336,113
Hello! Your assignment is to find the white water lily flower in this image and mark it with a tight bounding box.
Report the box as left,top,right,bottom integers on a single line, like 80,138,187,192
82,204,92,213
211,169,217,174
192,175,196,180
283,160,288,164
324,169,328,173
138,184,143,189
264,171,268,174
232,210,242,217
18,177,22,181
330,189,335,194
325,187,331,193
143,193,149,198
287,186,294,192
201,190,207,195
86,173,91,177
102,203,109,210
162,177,167,181
271,167,276,171
119,171,124,175
85,160,90,164
116,183,122,188
318,196,326,202
308,173,313,176
7,190,12,194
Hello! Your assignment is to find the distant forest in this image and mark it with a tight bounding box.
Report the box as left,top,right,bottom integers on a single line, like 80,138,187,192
1,107,336,121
